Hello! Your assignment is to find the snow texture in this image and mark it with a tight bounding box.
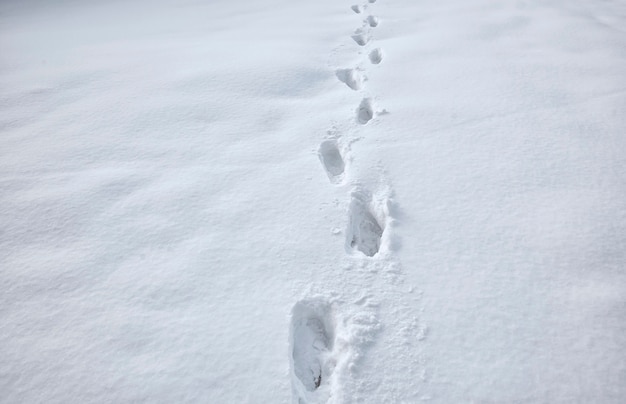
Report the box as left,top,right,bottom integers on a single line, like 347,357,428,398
1,0,626,403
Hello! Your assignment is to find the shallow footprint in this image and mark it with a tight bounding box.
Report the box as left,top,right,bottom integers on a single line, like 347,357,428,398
291,300,335,395
318,140,346,184
351,4,362,13
335,68,363,91
369,48,384,64
357,98,375,124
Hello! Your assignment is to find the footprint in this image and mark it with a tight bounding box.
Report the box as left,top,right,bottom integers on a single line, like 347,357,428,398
368,0,377,3
369,48,384,64
351,29,370,46
366,15,379,27
318,140,346,184
357,97,375,124
335,68,363,91
291,300,335,396
346,189,385,257
351,4,362,13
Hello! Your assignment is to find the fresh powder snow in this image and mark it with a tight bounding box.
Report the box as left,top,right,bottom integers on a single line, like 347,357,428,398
1,0,625,403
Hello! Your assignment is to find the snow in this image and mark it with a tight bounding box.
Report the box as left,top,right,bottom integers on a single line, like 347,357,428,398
1,0,625,403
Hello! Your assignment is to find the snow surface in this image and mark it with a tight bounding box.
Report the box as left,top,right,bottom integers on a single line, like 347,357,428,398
2,0,626,402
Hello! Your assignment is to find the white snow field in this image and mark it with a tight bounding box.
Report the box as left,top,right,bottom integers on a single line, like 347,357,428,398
1,0,625,402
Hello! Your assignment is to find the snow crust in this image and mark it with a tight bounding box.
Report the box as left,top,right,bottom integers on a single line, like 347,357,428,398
1,0,625,402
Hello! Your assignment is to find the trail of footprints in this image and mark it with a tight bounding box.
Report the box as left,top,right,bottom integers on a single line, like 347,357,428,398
291,1,391,402
347,1,384,124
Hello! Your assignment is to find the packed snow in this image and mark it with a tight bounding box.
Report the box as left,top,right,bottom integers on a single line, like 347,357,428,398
1,0,625,402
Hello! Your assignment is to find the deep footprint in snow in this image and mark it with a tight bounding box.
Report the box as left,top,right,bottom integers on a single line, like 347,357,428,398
366,15,379,27
291,300,335,394
336,68,363,91
346,190,385,257
357,98,375,124
351,4,362,13
351,29,370,46
318,140,346,183
369,48,384,64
